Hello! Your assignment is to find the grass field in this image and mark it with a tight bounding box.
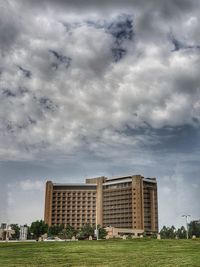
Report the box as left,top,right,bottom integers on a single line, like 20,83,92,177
0,238,200,267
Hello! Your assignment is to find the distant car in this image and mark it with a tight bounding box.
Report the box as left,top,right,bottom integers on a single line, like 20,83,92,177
44,237,56,241
44,237,65,242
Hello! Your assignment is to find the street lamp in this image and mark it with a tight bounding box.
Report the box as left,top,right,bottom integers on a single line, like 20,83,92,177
95,206,99,240
182,215,191,239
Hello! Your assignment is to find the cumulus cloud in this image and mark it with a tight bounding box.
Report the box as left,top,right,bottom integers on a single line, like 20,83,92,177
19,179,44,191
0,2,200,160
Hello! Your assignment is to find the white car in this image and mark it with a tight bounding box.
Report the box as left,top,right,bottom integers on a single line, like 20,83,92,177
44,237,65,242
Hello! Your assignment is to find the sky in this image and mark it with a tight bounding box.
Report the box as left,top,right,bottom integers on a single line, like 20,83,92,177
0,0,200,229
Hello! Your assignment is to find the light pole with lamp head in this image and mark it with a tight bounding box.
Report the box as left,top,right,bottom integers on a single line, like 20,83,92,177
95,205,99,240
182,215,191,239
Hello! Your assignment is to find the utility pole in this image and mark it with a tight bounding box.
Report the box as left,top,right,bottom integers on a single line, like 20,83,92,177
182,215,191,239
95,206,99,240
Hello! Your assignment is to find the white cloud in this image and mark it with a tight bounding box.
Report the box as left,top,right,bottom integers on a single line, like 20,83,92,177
1,11,200,160
19,179,44,191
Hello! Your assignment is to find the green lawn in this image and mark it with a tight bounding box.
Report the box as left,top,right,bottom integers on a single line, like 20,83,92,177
0,239,200,267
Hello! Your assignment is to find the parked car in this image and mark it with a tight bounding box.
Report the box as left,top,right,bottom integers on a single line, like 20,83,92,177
44,237,65,242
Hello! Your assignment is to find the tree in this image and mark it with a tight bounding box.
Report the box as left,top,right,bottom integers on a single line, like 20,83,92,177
48,224,64,236
97,225,107,239
159,226,169,239
160,225,176,239
10,224,20,239
65,224,76,239
176,226,187,239
58,225,76,239
77,224,95,240
30,220,48,239
188,221,200,238
27,226,34,240
168,225,176,239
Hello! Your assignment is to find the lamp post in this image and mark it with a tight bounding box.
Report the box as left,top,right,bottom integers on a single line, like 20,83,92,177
182,215,191,239
5,224,8,242
95,205,99,240
95,224,99,240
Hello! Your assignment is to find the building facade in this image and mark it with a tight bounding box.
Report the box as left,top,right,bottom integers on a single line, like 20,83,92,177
44,175,158,235
19,225,28,241
0,223,15,240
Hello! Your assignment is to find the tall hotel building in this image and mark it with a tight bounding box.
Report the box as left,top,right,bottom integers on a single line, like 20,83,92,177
44,175,158,235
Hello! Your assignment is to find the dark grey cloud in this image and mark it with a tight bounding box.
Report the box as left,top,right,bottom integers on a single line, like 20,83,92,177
0,4,17,52
0,0,200,226
18,0,198,12
49,50,72,70
17,66,32,78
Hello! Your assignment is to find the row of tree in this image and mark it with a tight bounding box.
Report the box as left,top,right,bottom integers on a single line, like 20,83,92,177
159,226,187,239
11,220,200,240
11,220,107,240
47,222,107,240
159,221,200,239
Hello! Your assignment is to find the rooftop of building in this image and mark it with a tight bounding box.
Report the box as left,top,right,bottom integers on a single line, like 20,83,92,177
51,183,97,191
47,175,157,187
53,183,96,186
106,175,138,182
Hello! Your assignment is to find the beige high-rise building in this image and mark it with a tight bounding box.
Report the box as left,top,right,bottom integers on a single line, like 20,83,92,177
44,175,158,235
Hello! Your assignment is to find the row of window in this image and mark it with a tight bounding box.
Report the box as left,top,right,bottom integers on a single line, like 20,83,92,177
52,213,95,217
53,192,96,196
104,223,132,227
103,203,132,208
52,215,95,218
52,202,96,208
52,204,95,208
103,182,132,189
52,202,95,206
52,220,95,224
52,198,96,202
103,191,132,197
103,197,132,200
104,217,132,221
52,222,95,227
52,208,95,211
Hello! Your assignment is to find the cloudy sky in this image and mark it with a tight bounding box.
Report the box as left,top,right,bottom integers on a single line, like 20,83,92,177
0,0,200,228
